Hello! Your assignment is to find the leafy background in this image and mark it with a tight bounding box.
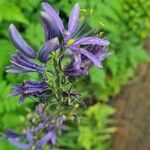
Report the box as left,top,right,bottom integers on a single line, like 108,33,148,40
0,0,150,149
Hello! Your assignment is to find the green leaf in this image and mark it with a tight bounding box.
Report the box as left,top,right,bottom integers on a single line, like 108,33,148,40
78,127,93,150
0,4,29,24
0,40,13,76
79,104,115,150
20,0,40,10
2,113,22,128
24,23,44,49
89,67,106,89
106,55,118,77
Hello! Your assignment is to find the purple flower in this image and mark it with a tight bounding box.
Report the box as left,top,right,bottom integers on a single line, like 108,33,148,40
5,112,66,149
34,115,66,147
65,45,112,76
6,129,56,150
5,129,25,139
5,129,30,150
7,138,30,150
8,24,49,75
4,98,67,149
10,81,48,104
35,131,57,148
40,2,110,67
9,24,37,59
26,129,34,143
6,52,45,74
5,129,31,150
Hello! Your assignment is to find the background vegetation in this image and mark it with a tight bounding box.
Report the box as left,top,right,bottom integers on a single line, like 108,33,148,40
0,0,150,149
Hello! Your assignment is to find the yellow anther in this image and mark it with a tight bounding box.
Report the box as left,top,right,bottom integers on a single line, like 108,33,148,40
99,21,104,26
67,39,75,46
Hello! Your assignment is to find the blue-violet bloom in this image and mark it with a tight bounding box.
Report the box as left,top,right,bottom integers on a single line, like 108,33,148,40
10,81,48,104
39,2,110,71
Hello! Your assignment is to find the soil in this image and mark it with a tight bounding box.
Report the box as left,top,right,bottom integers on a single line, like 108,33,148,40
112,38,150,150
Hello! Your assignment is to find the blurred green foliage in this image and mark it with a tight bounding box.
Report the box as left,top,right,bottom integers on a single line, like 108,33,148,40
78,104,116,150
0,0,150,149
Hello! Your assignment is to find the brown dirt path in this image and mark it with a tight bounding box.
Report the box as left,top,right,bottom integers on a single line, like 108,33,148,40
112,39,150,150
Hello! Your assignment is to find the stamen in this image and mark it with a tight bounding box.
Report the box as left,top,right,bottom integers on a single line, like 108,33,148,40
73,22,88,39
67,39,75,46
73,17,94,39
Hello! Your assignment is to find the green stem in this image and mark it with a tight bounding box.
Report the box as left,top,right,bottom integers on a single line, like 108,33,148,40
53,58,61,101
53,52,64,118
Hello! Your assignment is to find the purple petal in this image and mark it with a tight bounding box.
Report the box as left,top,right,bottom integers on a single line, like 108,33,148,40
13,85,22,91
33,123,45,133
9,84,23,96
24,88,45,94
71,47,101,67
88,45,113,61
36,131,56,148
8,138,30,149
41,11,61,41
57,116,66,124
6,68,28,73
7,53,45,74
10,81,48,103
10,91,22,97
64,59,86,76
64,67,88,76
26,129,33,142
5,129,24,138
19,95,26,104
68,3,80,38
24,81,48,94
11,56,36,72
9,24,37,59
38,38,59,63
80,48,102,67
9,85,23,96
73,37,110,46
74,51,81,70
97,51,113,61
24,81,48,88
42,2,64,33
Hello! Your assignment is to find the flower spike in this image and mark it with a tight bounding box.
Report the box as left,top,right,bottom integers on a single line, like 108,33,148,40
5,2,112,149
